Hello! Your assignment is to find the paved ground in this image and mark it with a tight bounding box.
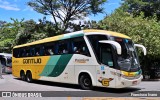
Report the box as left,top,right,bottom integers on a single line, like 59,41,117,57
0,74,160,100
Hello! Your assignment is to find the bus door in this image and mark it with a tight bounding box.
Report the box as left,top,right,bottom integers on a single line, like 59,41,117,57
97,43,116,87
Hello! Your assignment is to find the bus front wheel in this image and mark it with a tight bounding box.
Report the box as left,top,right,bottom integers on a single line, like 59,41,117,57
79,74,93,90
26,71,33,83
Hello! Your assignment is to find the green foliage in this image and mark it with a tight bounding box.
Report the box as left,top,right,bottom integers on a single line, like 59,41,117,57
14,18,60,46
0,17,61,52
121,0,160,20
0,19,25,52
27,0,107,32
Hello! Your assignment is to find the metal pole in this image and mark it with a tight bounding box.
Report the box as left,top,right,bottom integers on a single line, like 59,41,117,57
0,60,3,79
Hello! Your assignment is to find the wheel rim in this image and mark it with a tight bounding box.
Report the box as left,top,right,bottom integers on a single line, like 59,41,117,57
21,73,26,81
84,78,91,86
27,73,31,82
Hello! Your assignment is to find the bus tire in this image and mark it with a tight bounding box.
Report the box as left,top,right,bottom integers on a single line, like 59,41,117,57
79,74,93,90
26,71,33,83
20,71,26,81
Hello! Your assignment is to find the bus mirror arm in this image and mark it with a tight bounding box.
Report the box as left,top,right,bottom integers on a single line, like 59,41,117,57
99,40,122,55
134,44,147,55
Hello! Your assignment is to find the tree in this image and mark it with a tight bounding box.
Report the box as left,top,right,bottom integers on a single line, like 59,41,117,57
0,18,24,52
1,18,24,39
0,20,6,28
14,18,59,45
28,0,107,33
121,0,160,20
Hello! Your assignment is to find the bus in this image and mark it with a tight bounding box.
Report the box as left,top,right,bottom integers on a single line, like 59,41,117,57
0,53,12,74
12,29,146,89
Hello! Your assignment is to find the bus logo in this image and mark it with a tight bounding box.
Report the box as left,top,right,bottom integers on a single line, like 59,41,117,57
75,59,89,63
23,58,41,64
98,78,113,86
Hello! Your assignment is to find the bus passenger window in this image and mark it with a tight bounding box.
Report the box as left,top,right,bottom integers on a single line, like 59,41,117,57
57,40,69,55
30,48,35,56
35,47,40,56
26,49,30,57
71,37,90,57
48,49,54,55
44,42,56,56
19,49,23,57
40,47,45,56
13,49,19,58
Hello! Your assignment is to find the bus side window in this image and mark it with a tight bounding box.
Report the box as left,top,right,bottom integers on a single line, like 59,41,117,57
54,43,59,55
22,49,26,57
71,37,91,57
40,46,45,56
19,49,24,57
35,47,40,56
26,49,30,57
13,48,19,58
44,42,55,56
30,48,35,56
57,40,69,55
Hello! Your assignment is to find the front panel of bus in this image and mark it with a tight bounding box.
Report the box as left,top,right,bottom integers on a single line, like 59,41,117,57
87,34,143,88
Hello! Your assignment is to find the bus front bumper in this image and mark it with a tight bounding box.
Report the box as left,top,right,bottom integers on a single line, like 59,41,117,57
115,75,143,88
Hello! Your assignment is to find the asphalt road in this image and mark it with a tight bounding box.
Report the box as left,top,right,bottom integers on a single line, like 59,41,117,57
0,74,160,99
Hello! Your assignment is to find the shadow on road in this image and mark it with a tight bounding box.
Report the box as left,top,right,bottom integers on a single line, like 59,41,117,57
14,78,141,93
93,87,141,93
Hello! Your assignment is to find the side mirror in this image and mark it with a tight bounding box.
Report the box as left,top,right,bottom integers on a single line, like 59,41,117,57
99,40,122,55
134,44,147,55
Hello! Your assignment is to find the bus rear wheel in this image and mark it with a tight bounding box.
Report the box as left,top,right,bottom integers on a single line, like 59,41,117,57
79,74,93,90
20,71,26,81
26,71,33,83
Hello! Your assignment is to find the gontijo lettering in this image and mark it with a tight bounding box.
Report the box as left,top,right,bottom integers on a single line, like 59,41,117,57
23,58,41,64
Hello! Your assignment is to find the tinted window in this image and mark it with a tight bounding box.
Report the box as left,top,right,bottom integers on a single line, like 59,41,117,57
14,38,91,57
13,48,19,58
71,37,90,57
0,58,6,66
87,35,108,61
57,40,70,55
44,42,55,55
100,44,114,67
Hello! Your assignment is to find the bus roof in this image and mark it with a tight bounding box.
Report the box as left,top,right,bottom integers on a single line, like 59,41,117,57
84,29,130,39
0,53,12,57
13,29,131,48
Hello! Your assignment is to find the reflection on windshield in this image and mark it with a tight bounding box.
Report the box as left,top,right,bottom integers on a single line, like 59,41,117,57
111,37,140,72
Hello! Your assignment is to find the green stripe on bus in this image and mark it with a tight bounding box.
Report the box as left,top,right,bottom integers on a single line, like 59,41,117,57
40,54,73,77
60,33,84,40
70,33,84,38
39,55,61,76
48,54,73,77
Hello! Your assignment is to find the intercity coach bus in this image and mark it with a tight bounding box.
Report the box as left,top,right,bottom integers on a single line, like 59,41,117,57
12,29,146,89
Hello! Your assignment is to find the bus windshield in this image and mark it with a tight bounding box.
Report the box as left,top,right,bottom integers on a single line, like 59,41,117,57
111,37,140,72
